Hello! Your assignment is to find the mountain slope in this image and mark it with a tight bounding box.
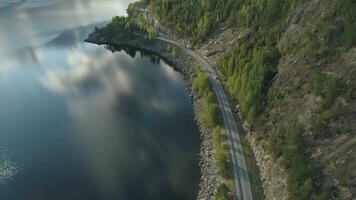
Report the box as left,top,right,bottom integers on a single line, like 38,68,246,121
147,0,356,199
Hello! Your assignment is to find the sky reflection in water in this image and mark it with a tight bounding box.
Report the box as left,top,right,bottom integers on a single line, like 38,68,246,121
0,0,200,199
0,0,130,65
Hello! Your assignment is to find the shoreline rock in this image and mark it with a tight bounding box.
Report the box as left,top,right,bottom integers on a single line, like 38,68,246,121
85,37,218,200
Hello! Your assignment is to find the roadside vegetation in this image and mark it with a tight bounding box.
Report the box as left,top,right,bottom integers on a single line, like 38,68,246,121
212,126,230,179
192,70,234,199
215,183,230,200
192,71,221,128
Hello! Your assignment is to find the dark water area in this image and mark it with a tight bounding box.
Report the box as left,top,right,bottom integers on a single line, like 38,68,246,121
0,1,200,199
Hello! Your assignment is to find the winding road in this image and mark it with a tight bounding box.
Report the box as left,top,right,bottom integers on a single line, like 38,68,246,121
157,37,253,200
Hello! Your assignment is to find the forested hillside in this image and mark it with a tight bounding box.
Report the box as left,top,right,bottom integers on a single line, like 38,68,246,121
146,0,356,199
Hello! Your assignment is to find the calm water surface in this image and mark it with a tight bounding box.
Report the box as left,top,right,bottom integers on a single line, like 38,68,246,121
0,1,200,199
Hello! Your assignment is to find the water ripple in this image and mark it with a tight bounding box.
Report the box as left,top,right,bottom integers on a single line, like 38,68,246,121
0,146,19,185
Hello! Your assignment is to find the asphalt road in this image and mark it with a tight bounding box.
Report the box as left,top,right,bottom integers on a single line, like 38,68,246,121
157,37,253,200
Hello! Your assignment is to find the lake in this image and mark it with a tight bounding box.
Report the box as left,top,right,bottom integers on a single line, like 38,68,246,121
0,0,200,199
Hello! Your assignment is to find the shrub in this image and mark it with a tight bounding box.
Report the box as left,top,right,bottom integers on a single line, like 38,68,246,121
92,14,157,43
215,184,229,200
205,102,220,127
267,131,284,159
193,72,211,96
278,122,320,200
218,42,279,125
212,126,223,148
311,117,328,138
289,178,314,200
215,146,230,179
315,73,340,108
193,71,221,127
312,103,342,138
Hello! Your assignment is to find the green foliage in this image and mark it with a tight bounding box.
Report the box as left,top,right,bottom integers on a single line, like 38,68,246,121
278,37,296,55
212,126,223,148
312,104,342,138
314,73,343,109
193,72,211,96
215,184,229,200
195,12,214,43
205,103,220,127
345,87,356,102
272,122,321,200
302,0,356,59
127,0,151,17
215,146,230,179
217,42,279,124
291,178,314,200
212,126,232,189
149,0,310,44
93,1,158,43
212,126,232,179
316,185,335,200
212,127,232,193
311,117,328,137
267,122,334,199
323,0,356,49
149,0,220,43
193,71,221,127
171,47,178,58
210,0,303,125
310,70,350,138
267,131,284,159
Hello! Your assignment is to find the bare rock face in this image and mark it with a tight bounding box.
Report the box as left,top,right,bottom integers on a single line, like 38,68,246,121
315,134,356,199
271,1,356,197
247,133,288,200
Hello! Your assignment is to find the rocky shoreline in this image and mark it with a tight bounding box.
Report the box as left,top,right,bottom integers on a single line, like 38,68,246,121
85,37,218,200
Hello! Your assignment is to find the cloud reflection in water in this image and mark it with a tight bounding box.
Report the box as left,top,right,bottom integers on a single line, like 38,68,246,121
0,0,131,64
0,0,200,199
39,46,200,199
